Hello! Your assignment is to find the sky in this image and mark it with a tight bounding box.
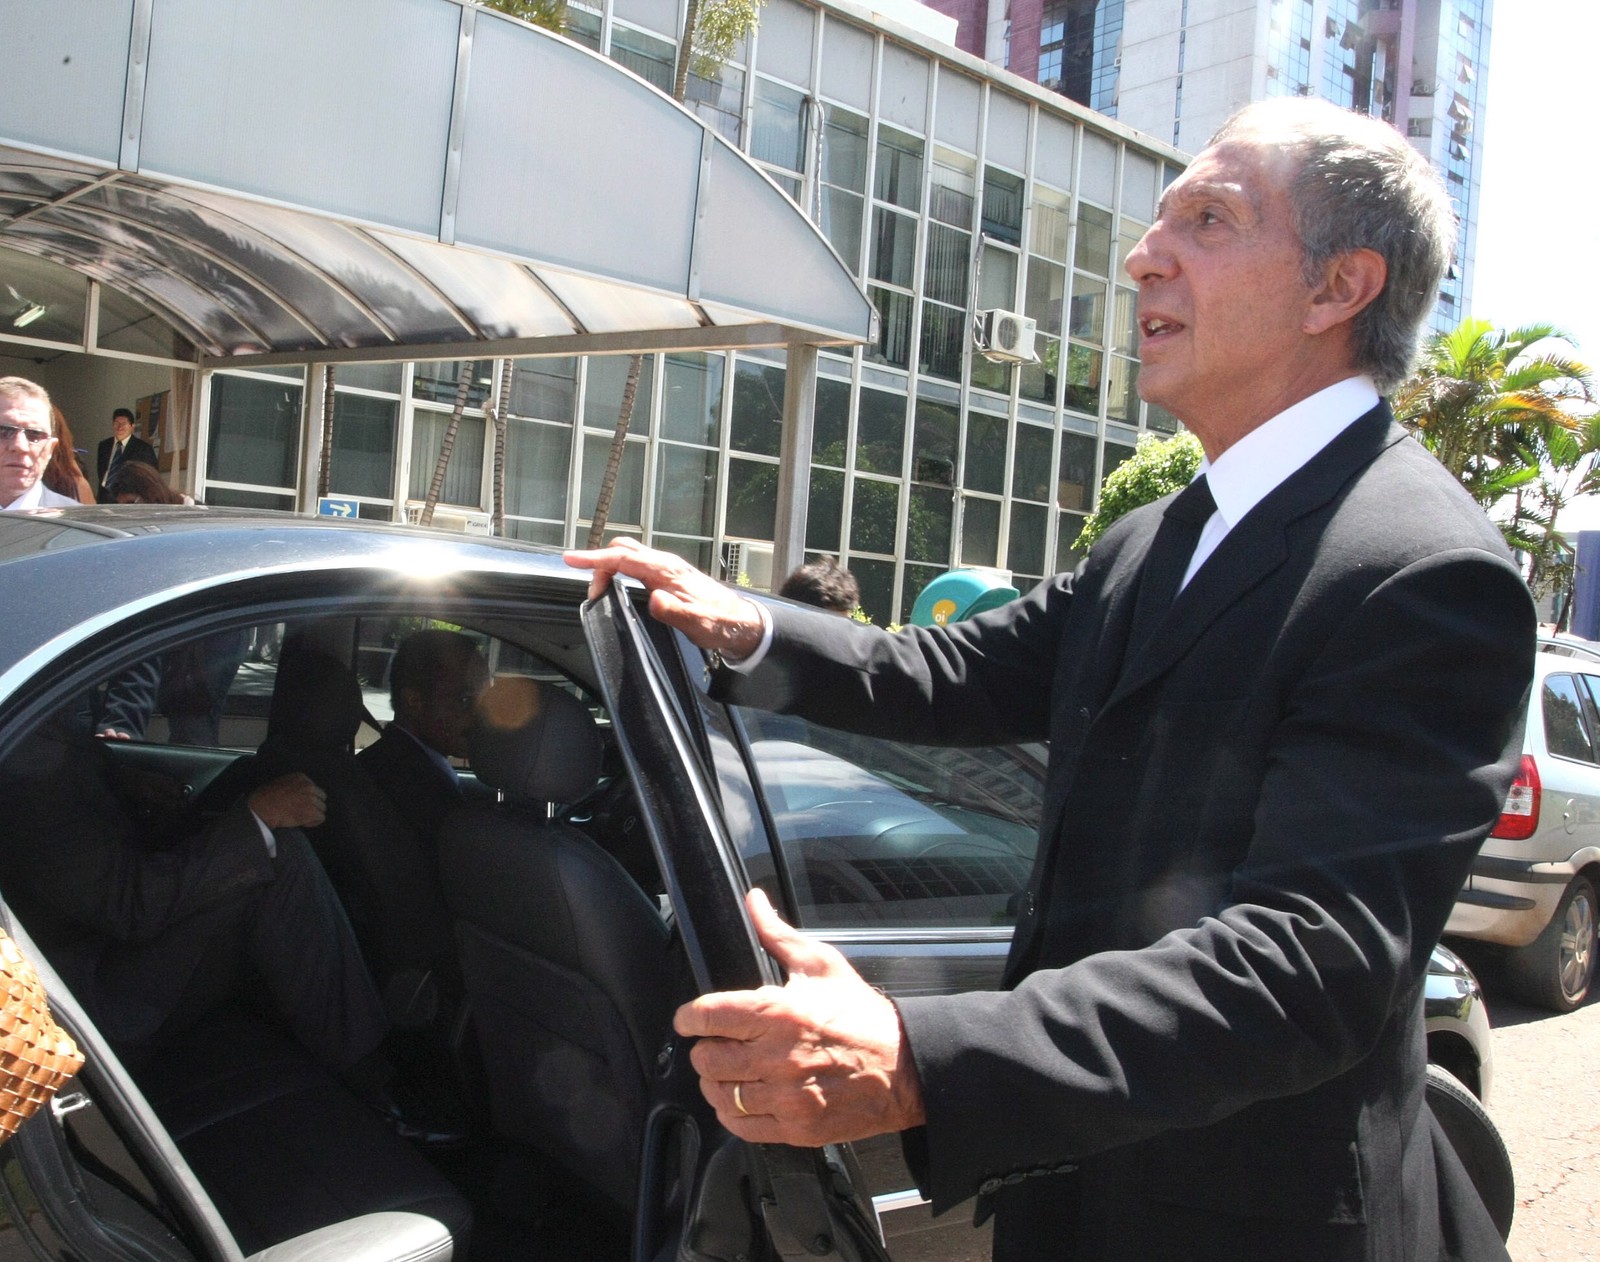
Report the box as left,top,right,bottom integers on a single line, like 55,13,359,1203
1468,0,1600,527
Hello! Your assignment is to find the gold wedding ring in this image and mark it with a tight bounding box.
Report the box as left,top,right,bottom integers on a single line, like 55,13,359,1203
733,1083,749,1116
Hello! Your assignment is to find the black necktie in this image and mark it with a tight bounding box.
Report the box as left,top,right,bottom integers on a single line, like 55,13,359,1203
105,441,125,485
1128,474,1216,655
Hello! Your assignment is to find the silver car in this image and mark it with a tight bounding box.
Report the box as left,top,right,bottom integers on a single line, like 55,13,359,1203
1445,646,1600,1012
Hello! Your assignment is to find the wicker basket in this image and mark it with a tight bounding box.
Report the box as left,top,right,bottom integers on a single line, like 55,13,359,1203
0,928,84,1141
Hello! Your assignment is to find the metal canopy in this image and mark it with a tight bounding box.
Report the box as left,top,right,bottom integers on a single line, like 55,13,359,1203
0,0,875,368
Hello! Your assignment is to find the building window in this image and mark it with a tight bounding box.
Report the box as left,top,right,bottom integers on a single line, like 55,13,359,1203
752,76,810,201
609,24,675,94
409,409,486,508
819,105,870,272
206,372,303,496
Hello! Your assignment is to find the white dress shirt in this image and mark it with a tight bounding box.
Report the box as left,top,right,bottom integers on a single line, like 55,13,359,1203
1181,375,1380,590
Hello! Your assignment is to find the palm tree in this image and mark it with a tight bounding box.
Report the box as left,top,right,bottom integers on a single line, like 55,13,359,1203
1394,319,1595,579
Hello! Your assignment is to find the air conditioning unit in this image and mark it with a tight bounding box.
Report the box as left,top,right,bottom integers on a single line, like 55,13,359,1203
404,503,493,536
725,540,775,590
978,309,1038,364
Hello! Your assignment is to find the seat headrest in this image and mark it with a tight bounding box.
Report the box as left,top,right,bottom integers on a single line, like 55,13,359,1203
470,677,602,805
266,648,363,749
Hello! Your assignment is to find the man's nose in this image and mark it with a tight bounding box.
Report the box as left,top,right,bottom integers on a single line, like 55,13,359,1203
1123,222,1169,284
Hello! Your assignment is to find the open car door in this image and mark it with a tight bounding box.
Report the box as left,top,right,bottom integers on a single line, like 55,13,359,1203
583,580,894,1262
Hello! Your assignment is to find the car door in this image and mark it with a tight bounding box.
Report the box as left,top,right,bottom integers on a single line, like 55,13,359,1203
582,580,893,1262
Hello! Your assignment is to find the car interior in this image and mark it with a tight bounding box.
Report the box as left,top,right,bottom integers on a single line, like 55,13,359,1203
0,599,685,1262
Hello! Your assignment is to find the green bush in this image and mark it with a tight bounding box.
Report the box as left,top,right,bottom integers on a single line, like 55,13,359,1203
1072,431,1202,553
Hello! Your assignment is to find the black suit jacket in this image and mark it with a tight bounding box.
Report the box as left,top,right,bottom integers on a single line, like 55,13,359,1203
357,726,463,842
716,406,1534,1261
97,433,159,501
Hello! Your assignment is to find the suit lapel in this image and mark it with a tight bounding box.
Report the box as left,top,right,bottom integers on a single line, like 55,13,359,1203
1106,403,1405,707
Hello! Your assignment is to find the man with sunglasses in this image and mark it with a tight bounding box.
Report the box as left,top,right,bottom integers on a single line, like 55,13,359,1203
0,377,80,512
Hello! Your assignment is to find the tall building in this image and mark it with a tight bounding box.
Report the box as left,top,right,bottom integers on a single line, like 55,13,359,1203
921,0,1491,329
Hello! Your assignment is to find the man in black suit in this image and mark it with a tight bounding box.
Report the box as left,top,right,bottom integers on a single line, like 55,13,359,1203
358,630,491,841
569,98,1535,1261
0,713,387,1079
96,406,158,503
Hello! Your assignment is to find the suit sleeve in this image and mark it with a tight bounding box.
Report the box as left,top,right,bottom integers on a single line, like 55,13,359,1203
894,548,1533,1212
710,573,1078,747
5,764,275,945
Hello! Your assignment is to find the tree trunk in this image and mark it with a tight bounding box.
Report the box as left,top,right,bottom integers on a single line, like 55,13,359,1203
421,362,476,527
316,364,336,499
585,354,642,547
491,358,512,536
583,13,700,549
672,0,703,102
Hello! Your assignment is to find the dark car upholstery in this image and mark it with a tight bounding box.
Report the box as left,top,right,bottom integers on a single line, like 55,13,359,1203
439,677,685,1212
131,1007,471,1256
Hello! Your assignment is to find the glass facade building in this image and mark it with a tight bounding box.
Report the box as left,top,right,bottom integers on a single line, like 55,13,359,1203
194,0,1186,625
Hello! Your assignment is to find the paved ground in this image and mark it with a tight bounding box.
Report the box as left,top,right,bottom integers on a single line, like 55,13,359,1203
1478,981,1600,1260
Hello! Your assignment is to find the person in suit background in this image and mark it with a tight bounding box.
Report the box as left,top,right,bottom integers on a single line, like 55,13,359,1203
567,97,1535,1261
358,629,491,842
1,377,80,511
96,406,158,503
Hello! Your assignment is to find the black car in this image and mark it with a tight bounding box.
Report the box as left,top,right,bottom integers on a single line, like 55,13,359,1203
0,507,1510,1261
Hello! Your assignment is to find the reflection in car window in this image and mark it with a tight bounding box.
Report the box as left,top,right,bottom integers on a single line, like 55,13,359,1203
1542,674,1597,763
738,709,1043,929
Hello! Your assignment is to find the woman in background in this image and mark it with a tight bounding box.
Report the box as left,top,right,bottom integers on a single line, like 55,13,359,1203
105,460,192,505
42,408,95,505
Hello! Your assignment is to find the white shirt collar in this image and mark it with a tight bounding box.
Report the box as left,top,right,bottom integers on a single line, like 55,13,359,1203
1197,375,1380,532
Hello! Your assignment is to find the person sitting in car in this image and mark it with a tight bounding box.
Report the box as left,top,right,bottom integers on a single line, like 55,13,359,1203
359,630,491,842
0,705,392,1097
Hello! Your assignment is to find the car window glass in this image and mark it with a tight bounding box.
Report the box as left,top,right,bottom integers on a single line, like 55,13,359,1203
1542,674,1597,763
736,708,1043,929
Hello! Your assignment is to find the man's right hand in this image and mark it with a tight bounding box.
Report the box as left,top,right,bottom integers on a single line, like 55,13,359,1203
248,773,327,830
564,538,764,661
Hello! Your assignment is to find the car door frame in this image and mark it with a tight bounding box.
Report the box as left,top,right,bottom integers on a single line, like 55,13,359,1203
581,580,894,1262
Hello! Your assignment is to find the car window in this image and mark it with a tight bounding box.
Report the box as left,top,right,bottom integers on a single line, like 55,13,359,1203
1542,673,1597,763
736,708,1043,930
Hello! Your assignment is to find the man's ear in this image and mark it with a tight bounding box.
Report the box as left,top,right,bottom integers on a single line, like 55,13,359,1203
1303,248,1387,336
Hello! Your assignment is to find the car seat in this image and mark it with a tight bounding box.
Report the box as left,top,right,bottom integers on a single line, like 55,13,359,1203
437,677,680,1212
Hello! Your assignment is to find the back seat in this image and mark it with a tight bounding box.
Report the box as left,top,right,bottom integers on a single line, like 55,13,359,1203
129,1009,472,1257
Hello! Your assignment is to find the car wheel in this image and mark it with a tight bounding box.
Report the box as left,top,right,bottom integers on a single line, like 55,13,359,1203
1505,874,1597,1013
1425,1063,1515,1241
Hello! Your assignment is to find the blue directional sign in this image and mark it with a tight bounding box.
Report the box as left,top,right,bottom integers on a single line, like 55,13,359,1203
317,497,358,519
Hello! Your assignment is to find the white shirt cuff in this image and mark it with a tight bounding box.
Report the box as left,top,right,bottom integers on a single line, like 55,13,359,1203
249,810,277,858
721,599,774,673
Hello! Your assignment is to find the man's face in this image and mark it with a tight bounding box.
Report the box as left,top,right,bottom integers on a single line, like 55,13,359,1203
111,414,134,442
1124,134,1327,453
0,395,57,504
403,652,491,759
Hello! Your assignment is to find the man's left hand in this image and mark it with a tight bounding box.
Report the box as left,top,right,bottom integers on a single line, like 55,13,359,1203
673,888,926,1146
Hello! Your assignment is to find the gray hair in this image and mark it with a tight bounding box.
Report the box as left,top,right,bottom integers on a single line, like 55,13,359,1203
0,376,53,428
1211,100,1455,393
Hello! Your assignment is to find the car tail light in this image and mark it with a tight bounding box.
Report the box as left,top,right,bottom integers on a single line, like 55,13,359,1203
1491,754,1540,840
